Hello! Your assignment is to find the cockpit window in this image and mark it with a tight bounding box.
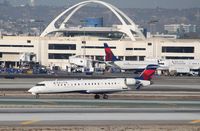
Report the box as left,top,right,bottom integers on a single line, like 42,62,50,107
36,84,45,86
159,63,165,65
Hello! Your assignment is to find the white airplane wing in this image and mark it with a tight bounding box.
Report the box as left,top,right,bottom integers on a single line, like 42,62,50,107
86,89,123,94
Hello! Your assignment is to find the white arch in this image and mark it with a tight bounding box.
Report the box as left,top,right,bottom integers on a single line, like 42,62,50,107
60,4,87,29
41,0,145,41
107,3,145,39
41,1,90,37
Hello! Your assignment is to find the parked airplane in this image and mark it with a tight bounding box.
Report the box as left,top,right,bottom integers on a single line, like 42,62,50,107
104,43,158,72
104,43,119,61
28,64,158,99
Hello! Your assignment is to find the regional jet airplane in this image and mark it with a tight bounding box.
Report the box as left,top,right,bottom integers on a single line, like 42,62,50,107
28,64,158,99
104,43,158,72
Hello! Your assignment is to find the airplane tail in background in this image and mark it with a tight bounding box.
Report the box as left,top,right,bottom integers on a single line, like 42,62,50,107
104,43,118,61
138,64,158,80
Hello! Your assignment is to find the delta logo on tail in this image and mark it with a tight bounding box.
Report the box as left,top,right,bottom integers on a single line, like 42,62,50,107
138,64,158,80
104,43,119,61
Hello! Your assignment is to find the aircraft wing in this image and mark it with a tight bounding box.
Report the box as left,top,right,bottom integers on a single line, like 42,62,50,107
86,89,123,94
106,61,121,68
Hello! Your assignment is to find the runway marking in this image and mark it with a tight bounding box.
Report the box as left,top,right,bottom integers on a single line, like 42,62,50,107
21,119,40,125
190,120,200,124
41,101,57,105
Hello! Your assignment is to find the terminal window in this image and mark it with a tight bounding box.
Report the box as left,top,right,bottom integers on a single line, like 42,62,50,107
49,44,76,50
95,56,104,61
118,56,124,60
162,46,194,53
125,56,137,61
165,56,194,59
134,48,146,51
139,56,145,61
126,48,146,51
48,53,75,59
126,48,133,50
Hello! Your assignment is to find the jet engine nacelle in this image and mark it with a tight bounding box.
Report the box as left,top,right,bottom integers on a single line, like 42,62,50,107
137,80,151,87
125,78,136,85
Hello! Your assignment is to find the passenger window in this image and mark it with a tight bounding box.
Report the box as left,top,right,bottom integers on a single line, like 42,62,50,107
36,84,45,86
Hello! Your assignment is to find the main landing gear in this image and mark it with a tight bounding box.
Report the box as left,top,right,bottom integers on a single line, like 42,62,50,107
94,94,100,99
103,94,108,99
35,94,40,99
94,94,108,99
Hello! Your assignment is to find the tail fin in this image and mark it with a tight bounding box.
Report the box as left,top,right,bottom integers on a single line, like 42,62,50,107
104,43,118,61
138,64,158,80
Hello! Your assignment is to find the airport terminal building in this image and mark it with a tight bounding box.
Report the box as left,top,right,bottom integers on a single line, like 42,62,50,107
0,0,200,70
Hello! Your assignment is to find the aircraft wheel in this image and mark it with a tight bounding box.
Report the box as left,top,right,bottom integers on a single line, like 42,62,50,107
103,94,108,99
35,94,39,99
94,94,100,99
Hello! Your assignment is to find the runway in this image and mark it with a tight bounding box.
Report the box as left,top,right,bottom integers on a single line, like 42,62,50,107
0,99,199,126
0,112,199,126
0,77,200,129
0,103,199,127
0,99,200,108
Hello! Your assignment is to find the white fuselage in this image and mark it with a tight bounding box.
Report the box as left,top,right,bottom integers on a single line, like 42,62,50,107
158,59,200,70
28,78,150,95
114,61,158,70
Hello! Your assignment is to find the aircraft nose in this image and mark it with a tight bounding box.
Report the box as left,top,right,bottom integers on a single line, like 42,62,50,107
28,87,37,95
28,88,33,93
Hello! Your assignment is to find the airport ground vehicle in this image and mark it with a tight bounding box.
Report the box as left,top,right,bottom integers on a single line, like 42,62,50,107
158,59,200,76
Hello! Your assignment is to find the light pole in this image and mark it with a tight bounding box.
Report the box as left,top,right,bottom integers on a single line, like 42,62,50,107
80,20,87,58
148,19,159,35
148,19,159,58
35,20,44,36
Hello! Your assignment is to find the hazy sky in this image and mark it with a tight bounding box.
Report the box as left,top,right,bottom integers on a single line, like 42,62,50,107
1,0,200,8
